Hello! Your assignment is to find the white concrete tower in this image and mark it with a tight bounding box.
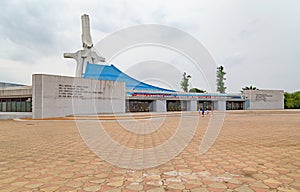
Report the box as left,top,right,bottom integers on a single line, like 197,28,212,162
64,14,105,77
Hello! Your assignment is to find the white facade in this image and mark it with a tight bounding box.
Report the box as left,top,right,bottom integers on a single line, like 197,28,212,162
153,100,167,112
32,74,125,119
0,86,32,98
187,100,198,111
243,90,284,110
216,100,226,111
0,78,286,119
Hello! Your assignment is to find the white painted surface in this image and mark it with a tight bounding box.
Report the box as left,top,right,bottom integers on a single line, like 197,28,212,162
244,90,284,110
0,112,32,120
81,14,93,49
187,100,197,111
216,100,226,111
153,100,166,112
64,14,105,77
0,86,32,98
32,74,125,119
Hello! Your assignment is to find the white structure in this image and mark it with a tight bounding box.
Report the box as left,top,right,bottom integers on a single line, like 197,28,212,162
243,90,284,110
0,14,286,120
153,100,167,112
32,74,125,119
64,14,105,77
187,100,198,111
0,86,32,99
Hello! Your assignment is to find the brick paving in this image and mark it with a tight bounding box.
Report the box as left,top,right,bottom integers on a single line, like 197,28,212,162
0,110,299,192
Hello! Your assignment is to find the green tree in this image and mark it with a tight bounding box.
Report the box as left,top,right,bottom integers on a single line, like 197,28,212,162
284,91,300,109
241,85,258,92
180,72,191,92
216,66,227,93
189,88,206,93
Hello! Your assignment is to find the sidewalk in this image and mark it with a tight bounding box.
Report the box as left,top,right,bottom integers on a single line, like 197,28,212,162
0,111,299,191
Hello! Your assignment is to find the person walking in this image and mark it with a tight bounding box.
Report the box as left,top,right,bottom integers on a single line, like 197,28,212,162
201,107,205,117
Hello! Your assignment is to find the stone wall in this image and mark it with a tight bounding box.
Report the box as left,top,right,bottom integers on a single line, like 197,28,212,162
32,74,125,118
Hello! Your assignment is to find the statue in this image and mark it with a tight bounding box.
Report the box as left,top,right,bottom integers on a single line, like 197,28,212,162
64,14,105,77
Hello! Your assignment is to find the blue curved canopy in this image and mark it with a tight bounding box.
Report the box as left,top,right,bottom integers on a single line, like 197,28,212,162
83,63,175,92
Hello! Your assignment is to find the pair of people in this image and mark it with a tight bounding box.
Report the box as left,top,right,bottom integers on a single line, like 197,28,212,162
199,107,209,117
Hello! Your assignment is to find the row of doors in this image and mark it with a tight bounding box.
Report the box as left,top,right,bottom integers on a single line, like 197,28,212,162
226,101,245,110
126,100,245,112
0,98,32,112
126,100,189,112
126,100,153,112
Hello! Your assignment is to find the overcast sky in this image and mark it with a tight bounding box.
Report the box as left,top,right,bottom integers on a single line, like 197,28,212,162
0,0,299,93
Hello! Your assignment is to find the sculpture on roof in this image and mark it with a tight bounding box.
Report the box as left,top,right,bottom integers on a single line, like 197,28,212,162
64,14,105,77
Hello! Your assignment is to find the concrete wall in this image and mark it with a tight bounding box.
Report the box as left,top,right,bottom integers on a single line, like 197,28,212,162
0,112,32,120
153,100,166,112
187,100,197,111
0,86,32,98
244,90,284,110
32,74,125,119
215,100,226,111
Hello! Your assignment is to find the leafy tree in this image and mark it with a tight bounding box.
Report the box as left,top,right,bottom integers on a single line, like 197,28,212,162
180,72,191,92
241,85,258,92
189,88,206,93
284,91,300,109
216,66,226,93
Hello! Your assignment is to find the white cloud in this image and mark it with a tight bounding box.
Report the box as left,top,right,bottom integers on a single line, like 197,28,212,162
0,0,299,92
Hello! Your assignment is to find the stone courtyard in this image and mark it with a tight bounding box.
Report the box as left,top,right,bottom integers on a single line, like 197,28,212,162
0,110,299,192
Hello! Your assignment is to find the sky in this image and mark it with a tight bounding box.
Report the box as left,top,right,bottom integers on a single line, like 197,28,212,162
0,0,299,93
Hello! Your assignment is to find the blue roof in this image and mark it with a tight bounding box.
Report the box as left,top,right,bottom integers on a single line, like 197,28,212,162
83,63,175,92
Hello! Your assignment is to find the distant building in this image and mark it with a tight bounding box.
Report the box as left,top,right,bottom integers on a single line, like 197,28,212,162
0,83,32,112
0,82,24,88
0,64,284,116
0,14,285,118
243,90,284,110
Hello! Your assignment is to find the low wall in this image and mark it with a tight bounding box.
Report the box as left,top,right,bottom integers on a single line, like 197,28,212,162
32,74,125,119
0,112,32,120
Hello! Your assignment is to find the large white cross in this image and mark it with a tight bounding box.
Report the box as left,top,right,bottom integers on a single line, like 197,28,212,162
64,14,105,77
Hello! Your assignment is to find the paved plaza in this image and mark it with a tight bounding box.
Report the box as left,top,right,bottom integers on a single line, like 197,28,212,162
0,111,299,192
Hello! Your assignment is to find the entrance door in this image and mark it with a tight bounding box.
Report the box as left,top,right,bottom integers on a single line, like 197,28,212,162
126,100,154,112
198,101,212,110
226,101,244,110
167,100,187,111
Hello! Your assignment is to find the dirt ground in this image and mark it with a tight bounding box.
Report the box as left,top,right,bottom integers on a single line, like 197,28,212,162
0,110,299,192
